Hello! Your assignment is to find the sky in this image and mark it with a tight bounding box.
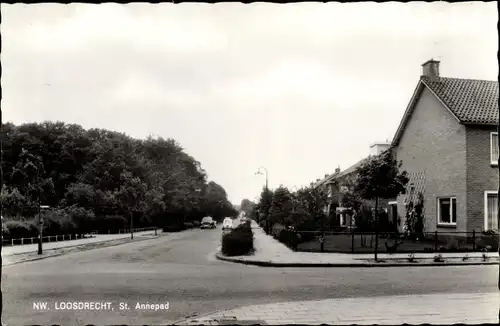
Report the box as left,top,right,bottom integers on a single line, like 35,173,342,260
1,2,498,205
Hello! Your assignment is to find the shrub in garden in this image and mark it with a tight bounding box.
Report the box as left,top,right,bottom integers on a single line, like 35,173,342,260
221,223,254,256
278,228,298,249
297,231,316,243
478,231,499,252
271,223,285,239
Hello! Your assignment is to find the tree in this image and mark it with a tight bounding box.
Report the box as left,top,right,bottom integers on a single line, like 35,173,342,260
240,199,255,217
269,186,294,227
0,121,234,236
293,186,328,230
353,148,409,261
256,187,274,232
116,171,148,238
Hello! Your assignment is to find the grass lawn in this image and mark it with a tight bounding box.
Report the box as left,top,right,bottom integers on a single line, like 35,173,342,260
296,233,487,254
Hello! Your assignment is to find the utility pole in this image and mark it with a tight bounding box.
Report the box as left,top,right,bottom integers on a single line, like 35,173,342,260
256,167,269,233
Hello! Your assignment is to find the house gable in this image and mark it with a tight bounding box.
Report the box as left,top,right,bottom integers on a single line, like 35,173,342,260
394,84,468,232
392,80,462,146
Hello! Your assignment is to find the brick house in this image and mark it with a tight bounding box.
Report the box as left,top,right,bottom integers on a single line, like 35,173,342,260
391,59,499,234
316,142,393,228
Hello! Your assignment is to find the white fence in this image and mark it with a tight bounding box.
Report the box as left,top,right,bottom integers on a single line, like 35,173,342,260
2,227,158,247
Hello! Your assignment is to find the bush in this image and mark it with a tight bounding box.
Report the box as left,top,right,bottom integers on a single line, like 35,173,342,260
271,223,285,239
4,219,38,239
221,223,254,256
102,215,127,231
193,221,200,227
42,209,78,236
297,231,316,243
278,229,298,249
477,234,499,252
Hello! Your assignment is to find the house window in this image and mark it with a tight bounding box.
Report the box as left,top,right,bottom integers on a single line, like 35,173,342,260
491,132,499,165
438,197,457,225
485,191,498,231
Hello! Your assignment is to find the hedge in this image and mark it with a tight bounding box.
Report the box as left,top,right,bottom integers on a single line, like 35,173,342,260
221,222,254,256
278,228,299,250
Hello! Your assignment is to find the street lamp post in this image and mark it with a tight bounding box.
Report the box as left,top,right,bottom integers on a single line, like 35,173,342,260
38,205,50,255
255,167,269,233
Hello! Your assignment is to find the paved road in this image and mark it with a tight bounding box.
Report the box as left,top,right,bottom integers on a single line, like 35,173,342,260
3,226,498,325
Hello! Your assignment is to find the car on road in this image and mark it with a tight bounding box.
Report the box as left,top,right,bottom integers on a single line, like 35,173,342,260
222,217,233,231
200,216,216,229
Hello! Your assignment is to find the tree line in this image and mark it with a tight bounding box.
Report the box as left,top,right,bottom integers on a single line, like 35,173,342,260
0,121,238,239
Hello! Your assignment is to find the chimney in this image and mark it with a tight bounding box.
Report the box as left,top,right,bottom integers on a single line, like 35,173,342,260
370,142,391,155
421,59,440,77
324,174,328,178
335,167,340,173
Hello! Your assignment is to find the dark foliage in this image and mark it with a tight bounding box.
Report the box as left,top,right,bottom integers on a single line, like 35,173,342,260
1,121,238,237
221,222,254,256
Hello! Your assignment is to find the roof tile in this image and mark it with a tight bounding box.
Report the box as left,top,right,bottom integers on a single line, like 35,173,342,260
421,76,499,125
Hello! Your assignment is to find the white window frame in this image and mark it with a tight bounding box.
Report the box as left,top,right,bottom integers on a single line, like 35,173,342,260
484,190,498,231
491,132,499,166
337,207,348,226
437,197,457,226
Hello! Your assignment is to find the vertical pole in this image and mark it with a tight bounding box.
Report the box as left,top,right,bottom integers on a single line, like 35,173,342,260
320,215,325,253
130,212,134,239
265,171,269,235
434,231,438,252
374,197,379,261
38,201,42,255
351,228,355,254
472,230,476,252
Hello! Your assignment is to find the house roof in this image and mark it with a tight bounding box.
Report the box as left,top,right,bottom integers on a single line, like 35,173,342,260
422,76,498,125
393,76,499,145
326,157,370,184
313,171,339,188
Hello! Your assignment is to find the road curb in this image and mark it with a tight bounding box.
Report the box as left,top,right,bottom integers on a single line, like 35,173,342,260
215,252,499,268
3,235,161,266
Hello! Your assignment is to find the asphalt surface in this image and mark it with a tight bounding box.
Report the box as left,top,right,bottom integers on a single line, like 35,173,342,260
3,226,498,325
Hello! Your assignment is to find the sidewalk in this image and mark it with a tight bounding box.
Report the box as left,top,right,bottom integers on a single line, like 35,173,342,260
216,221,499,267
175,292,499,325
2,230,161,256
